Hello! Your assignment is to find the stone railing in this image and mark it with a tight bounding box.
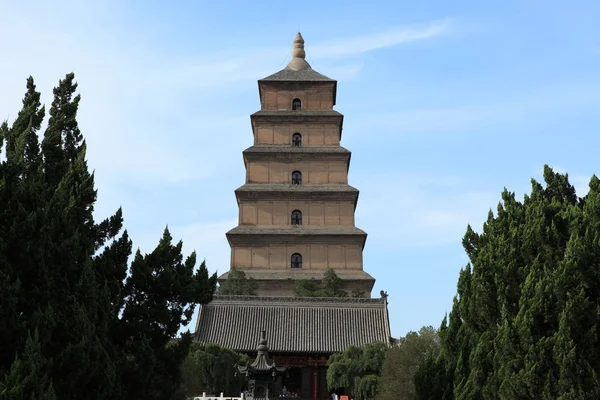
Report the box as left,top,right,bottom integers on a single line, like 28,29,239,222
191,393,245,400
190,393,303,400
256,397,302,400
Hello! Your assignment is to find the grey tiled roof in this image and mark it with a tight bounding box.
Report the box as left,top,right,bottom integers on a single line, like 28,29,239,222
259,67,335,82
218,269,375,281
194,296,391,354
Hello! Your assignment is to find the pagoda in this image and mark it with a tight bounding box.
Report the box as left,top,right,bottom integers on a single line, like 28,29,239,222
220,32,375,297
195,33,391,400
236,331,290,400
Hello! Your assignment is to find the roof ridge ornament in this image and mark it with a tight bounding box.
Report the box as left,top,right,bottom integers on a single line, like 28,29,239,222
286,32,312,71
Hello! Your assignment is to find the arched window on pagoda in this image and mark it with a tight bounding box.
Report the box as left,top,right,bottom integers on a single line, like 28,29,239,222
292,133,302,147
291,170,302,185
291,253,302,269
292,98,302,111
291,210,302,225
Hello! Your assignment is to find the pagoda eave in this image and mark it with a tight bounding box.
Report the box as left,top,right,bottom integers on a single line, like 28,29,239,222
234,184,359,205
257,75,337,106
226,227,367,248
251,110,343,124
258,70,335,82
243,147,351,171
243,145,351,163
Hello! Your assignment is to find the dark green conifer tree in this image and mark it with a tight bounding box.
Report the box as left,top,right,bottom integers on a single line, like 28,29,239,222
0,332,56,400
115,229,216,400
0,78,47,377
415,166,600,400
0,74,218,400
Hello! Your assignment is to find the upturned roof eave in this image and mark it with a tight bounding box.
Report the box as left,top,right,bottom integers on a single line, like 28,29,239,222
242,144,351,154
234,183,360,193
226,228,367,249
250,110,343,118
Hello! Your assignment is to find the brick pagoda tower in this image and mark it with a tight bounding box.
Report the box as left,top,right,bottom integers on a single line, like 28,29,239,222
219,33,375,297
196,34,391,400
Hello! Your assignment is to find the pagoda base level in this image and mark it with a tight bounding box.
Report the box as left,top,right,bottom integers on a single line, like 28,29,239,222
254,279,373,297
218,269,375,297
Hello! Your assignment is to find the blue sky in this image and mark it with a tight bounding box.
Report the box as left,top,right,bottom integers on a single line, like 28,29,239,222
1,0,599,338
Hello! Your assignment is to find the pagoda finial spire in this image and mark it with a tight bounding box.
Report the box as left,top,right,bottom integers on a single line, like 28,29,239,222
286,32,311,71
292,32,306,59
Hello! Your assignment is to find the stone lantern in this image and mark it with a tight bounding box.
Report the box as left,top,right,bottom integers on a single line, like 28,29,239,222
236,331,287,400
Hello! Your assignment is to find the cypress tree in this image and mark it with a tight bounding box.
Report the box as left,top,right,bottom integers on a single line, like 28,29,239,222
0,78,47,378
3,77,45,175
0,74,217,399
36,73,122,399
416,166,600,399
0,331,56,400
115,229,217,400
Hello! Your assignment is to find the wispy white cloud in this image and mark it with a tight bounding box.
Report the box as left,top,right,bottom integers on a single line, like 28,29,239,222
1,8,451,191
355,172,496,248
346,80,600,137
319,61,366,80
356,107,486,134
310,19,452,59
361,167,594,252
569,174,592,197
161,19,451,89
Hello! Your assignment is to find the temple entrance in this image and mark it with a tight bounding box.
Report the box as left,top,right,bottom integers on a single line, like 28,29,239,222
282,367,302,396
269,355,331,399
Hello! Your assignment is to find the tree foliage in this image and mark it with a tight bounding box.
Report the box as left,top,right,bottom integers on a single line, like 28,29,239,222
0,74,217,400
415,166,600,399
327,342,388,400
378,326,440,400
0,331,56,400
218,268,258,295
295,268,349,297
180,342,249,397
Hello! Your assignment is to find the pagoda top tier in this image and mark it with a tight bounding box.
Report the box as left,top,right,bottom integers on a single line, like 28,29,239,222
259,32,335,82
